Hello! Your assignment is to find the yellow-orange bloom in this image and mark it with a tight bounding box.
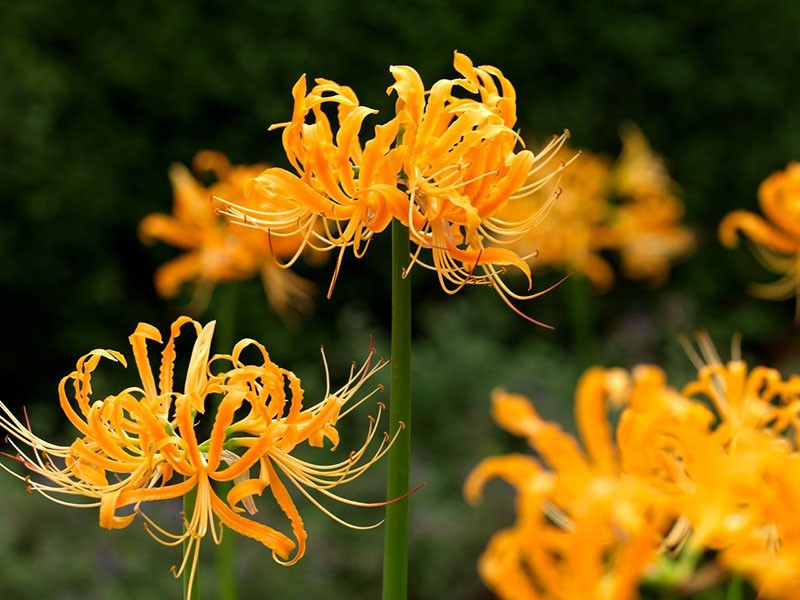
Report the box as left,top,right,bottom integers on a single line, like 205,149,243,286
217,77,404,297
139,151,318,317
466,370,670,600
0,317,394,596
719,162,800,322
386,53,571,321
501,125,693,292
467,341,800,599
219,52,572,322
621,337,800,599
499,148,614,291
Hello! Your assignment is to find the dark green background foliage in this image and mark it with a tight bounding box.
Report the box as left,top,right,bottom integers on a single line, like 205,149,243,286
1,1,799,598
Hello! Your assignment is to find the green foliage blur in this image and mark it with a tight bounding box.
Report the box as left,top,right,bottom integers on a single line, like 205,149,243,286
2,1,800,598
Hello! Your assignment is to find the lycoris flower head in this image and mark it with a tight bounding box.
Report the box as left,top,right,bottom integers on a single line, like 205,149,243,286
218,52,572,324
0,317,397,596
386,53,571,312
498,147,615,291
217,76,407,297
467,337,800,599
139,151,320,317
498,124,693,293
719,162,800,322
465,370,672,600
649,335,800,599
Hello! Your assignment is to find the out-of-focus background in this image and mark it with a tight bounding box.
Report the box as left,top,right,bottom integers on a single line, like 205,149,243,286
2,1,800,598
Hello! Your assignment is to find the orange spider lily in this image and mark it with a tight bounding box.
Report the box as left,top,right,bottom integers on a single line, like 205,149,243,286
219,52,573,323
217,77,404,297
467,334,800,599
605,125,694,286
0,317,397,597
466,369,670,600
387,52,572,324
624,337,800,599
719,162,800,322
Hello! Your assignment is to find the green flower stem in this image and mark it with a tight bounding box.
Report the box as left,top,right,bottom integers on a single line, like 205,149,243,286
726,575,744,600
183,487,199,600
382,221,412,600
214,283,239,600
566,272,594,366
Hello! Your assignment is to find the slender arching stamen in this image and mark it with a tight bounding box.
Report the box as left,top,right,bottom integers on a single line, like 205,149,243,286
326,245,347,299
273,464,385,530
273,411,383,485
483,267,558,329
338,385,385,418
402,239,426,279
19,485,103,508
274,416,401,489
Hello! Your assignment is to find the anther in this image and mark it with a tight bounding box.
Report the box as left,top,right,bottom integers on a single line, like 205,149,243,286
376,401,386,410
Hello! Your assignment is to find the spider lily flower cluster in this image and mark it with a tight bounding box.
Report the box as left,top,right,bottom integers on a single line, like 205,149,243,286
0,317,395,596
217,52,572,322
719,162,800,322
467,337,800,600
498,124,694,292
139,151,321,317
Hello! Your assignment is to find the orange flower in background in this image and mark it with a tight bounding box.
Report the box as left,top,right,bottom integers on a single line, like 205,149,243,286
139,151,319,317
719,162,800,322
667,337,800,553
466,369,670,600
219,52,572,322
501,124,693,292
616,338,800,599
468,338,800,599
603,125,694,286
0,317,395,597
602,193,694,286
499,149,615,291
611,123,673,199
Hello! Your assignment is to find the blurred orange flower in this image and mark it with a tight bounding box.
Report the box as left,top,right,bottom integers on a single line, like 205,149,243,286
719,162,800,322
139,151,319,317
501,125,694,292
468,339,800,599
466,369,670,600
499,148,615,291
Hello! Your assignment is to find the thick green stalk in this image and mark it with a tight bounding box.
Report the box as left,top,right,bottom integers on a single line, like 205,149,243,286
183,487,199,600
214,284,239,600
382,221,412,600
566,272,594,367
725,576,743,600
